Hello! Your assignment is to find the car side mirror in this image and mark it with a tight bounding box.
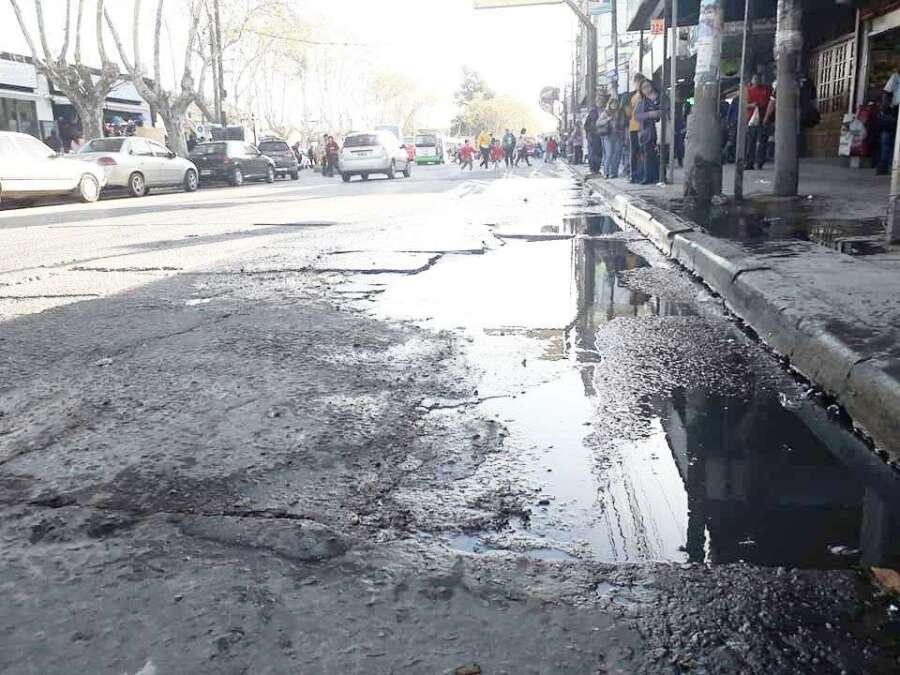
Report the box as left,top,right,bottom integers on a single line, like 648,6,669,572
167,151,176,159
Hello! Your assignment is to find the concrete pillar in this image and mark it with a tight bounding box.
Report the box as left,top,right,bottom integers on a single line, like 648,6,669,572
683,0,724,212
774,0,801,197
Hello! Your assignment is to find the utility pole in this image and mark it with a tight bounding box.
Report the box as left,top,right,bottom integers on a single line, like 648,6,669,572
734,0,753,201
611,0,619,96
887,114,900,242
660,3,669,183
683,0,724,214
774,0,801,196
214,0,227,127
668,0,679,183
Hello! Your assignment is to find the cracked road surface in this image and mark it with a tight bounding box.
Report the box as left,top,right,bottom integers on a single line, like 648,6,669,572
1,165,899,674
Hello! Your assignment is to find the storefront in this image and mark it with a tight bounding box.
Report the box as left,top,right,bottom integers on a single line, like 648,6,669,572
0,55,53,139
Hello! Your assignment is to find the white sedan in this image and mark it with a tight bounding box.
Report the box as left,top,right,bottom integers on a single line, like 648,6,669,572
0,131,106,204
71,136,199,197
339,131,412,182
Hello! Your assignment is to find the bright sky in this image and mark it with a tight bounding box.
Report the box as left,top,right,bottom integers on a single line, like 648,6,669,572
328,0,576,124
0,0,578,130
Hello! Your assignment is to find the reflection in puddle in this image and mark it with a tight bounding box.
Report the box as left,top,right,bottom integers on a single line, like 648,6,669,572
365,207,900,568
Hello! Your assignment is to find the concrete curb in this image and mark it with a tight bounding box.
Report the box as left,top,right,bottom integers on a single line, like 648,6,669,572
579,172,900,459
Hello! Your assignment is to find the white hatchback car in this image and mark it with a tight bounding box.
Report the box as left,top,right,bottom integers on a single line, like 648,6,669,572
0,130,106,204
72,136,199,197
339,131,412,183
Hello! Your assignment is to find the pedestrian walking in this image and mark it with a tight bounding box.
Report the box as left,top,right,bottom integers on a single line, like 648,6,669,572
324,135,340,177
545,137,558,162
502,128,516,168
458,139,475,171
635,79,663,185
477,130,492,169
490,139,503,169
627,73,645,182
514,128,531,167
745,74,773,170
600,98,625,178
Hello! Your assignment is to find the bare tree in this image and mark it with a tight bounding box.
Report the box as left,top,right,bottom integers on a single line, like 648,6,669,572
9,0,120,142
105,0,211,156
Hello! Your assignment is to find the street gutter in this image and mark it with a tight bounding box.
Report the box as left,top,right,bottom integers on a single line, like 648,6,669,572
574,169,900,462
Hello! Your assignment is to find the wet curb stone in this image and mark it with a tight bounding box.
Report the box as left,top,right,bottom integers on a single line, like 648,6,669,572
581,174,900,460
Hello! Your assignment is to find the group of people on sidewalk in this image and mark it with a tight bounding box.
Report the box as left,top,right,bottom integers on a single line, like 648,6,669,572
457,128,549,171
576,73,664,185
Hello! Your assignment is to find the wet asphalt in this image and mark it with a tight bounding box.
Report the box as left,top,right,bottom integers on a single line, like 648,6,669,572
1,163,899,674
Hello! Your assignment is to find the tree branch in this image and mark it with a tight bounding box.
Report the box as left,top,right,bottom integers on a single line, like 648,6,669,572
33,0,55,64
8,0,44,68
154,0,164,94
61,0,73,63
73,0,85,65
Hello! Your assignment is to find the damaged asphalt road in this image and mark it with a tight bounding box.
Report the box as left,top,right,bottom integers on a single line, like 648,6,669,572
1,165,899,674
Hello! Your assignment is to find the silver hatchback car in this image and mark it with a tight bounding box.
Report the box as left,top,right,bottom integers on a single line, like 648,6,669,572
72,137,199,197
339,131,412,183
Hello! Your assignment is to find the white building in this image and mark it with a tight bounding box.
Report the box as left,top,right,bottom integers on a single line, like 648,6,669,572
0,52,151,143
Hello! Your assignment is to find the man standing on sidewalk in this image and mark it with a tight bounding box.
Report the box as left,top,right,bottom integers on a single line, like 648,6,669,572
627,73,646,183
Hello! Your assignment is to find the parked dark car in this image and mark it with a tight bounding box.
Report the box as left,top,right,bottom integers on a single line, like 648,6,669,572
257,137,299,180
189,141,276,186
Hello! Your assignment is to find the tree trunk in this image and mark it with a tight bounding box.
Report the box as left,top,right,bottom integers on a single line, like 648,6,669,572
683,0,724,215
774,0,801,196
160,106,188,157
69,94,105,143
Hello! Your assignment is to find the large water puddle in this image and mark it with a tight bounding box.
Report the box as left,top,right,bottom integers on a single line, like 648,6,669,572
358,206,900,568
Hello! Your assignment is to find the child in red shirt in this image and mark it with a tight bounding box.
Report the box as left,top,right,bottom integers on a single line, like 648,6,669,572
459,140,475,170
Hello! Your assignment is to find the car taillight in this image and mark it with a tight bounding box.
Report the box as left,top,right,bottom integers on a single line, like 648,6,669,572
97,156,117,166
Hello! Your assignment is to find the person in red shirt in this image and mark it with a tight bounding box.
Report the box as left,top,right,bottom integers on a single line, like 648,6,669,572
489,139,503,168
545,137,558,162
745,74,773,170
458,140,475,171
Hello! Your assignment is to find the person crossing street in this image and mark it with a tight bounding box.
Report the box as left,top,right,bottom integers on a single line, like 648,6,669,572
477,130,492,169
502,128,516,168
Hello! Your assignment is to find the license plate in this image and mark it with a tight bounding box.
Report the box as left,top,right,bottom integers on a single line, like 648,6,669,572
352,151,371,157
200,169,212,176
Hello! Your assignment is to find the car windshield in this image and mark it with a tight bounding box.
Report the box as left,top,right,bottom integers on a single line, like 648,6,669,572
191,143,227,155
258,141,288,152
8,134,56,159
343,134,378,148
80,138,125,153
415,135,437,147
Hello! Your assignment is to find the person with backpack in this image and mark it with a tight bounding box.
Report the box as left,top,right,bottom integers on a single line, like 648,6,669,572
635,79,663,184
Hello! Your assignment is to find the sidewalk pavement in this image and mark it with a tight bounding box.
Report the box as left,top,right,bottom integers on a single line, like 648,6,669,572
568,160,900,461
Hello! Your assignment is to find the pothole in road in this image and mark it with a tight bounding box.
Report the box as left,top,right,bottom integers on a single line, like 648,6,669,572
347,200,900,569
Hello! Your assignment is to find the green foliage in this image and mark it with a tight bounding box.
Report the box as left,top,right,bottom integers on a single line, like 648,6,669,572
454,67,494,107
452,94,538,138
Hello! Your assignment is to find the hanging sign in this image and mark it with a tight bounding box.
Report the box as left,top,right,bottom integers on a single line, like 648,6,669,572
650,18,666,35
588,0,612,14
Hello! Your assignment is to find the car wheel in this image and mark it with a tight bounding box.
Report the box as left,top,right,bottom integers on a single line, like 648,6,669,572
127,172,147,197
387,161,396,179
230,167,244,187
290,170,299,180
78,174,101,203
183,169,198,192
402,162,411,178
265,166,275,183
341,173,351,183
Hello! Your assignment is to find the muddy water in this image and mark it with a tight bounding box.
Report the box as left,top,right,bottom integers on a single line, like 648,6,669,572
359,191,900,568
